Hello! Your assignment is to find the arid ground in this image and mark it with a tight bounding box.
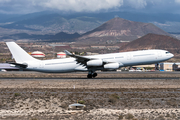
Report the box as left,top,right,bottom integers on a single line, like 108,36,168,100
0,72,180,120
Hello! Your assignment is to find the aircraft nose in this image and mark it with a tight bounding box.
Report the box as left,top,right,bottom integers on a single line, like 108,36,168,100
171,53,174,58
166,52,174,58
168,53,174,58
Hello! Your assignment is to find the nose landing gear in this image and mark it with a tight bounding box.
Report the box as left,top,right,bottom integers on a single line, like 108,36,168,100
87,71,97,78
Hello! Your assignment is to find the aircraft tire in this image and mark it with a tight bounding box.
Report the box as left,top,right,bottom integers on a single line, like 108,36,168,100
87,74,92,78
93,73,97,78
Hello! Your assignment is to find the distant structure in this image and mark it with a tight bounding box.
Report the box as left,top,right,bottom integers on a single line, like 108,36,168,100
159,63,180,71
31,51,45,57
57,52,66,58
49,44,71,58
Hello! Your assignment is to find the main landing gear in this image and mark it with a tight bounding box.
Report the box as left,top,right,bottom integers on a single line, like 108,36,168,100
87,72,97,78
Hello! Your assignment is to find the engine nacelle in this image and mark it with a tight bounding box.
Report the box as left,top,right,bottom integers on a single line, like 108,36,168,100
87,60,103,66
104,63,119,69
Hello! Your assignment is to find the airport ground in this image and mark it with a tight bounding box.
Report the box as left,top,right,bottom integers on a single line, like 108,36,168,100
1,72,180,120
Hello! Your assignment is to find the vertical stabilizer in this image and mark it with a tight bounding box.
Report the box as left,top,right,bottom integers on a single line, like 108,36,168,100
6,42,38,63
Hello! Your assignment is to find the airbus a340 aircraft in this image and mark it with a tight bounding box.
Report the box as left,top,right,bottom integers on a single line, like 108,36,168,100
6,42,174,78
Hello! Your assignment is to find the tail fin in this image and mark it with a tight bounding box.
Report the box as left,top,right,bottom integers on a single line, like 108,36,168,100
6,42,38,63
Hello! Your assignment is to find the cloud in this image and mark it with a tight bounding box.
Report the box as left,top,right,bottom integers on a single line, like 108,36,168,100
0,0,42,14
175,0,180,3
0,0,180,14
121,0,180,14
146,0,180,13
0,0,11,3
124,0,147,9
0,0,123,14
40,0,123,12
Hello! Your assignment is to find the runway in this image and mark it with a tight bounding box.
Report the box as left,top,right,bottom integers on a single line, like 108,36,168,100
1,71,180,119
0,71,180,79
0,71,180,89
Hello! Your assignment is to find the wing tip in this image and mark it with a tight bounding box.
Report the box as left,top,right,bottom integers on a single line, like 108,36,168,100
64,50,72,55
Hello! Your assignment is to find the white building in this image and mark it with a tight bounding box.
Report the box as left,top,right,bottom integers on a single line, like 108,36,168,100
31,51,45,57
57,52,66,58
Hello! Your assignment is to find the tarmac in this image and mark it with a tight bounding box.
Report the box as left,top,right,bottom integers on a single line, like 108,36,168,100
1,71,180,79
0,71,180,120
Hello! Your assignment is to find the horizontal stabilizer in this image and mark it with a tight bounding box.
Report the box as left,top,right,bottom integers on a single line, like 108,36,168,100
9,62,28,68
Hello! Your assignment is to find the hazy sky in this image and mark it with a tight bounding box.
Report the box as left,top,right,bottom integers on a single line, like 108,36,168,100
0,0,180,14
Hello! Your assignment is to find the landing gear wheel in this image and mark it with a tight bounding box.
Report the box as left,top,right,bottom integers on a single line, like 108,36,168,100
92,73,97,78
87,71,98,78
87,74,92,78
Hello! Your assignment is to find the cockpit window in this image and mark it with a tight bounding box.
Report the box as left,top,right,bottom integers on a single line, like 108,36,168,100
166,52,170,54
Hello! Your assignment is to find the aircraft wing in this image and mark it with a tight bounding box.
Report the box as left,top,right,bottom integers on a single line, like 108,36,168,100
64,50,96,65
64,50,121,69
64,50,104,68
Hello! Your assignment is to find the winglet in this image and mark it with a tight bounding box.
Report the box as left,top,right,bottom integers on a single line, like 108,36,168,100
64,50,72,56
64,50,91,61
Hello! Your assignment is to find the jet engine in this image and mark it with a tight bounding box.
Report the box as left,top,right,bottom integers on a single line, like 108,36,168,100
104,63,119,69
87,60,103,66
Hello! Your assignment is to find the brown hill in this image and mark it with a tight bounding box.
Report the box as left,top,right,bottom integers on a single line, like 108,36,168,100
119,33,180,57
78,17,170,44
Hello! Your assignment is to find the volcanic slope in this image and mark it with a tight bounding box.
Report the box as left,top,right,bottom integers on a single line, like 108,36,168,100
119,33,180,57
78,17,170,44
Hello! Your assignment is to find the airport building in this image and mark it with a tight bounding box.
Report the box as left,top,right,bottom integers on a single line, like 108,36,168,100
132,63,180,71
159,63,180,71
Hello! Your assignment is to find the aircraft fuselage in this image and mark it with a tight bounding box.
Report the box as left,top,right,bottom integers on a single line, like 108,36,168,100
25,49,173,73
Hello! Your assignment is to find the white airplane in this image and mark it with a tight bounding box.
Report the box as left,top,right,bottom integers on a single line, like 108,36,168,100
6,42,174,78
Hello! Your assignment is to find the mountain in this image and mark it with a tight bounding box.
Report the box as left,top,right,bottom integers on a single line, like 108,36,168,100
0,13,103,34
78,17,170,44
119,33,180,56
0,11,54,23
1,32,80,42
1,11,180,42
1,11,180,34
0,14,20,23
1,33,51,40
51,32,81,40
2,11,180,24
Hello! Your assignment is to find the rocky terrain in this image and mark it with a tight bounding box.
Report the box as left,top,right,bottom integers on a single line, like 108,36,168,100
77,17,170,44
1,11,180,35
119,33,180,58
1,32,81,42
0,13,103,34
1,17,172,45
0,72,180,119
1,87,180,120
